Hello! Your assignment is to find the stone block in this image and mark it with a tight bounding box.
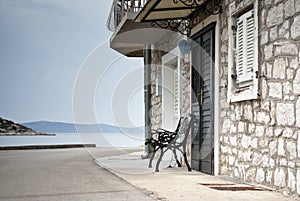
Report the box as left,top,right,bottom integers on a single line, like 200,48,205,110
266,3,284,27
278,138,285,156
275,127,283,137
260,30,269,45
228,155,235,166
259,138,269,148
241,135,251,149
269,158,275,168
248,123,256,133
221,118,231,133
297,99,300,127
269,140,278,156
266,170,273,183
286,140,297,159
230,123,238,133
284,0,295,18
289,161,296,168
264,44,273,60
261,79,268,99
229,135,237,146
266,127,274,137
243,104,253,121
297,0,300,12
238,122,245,133
246,168,257,181
251,138,258,149
283,82,293,96
262,101,270,111
279,158,288,166
288,169,296,191
283,128,294,138
279,20,290,39
273,57,287,79
275,41,298,56
266,63,273,77
270,102,276,125
293,70,300,95
297,131,300,158
221,145,228,153
287,68,295,80
270,27,278,42
291,15,300,39
262,155,269,167
297,169,300,194
253,152,263,166
255,125,265,137
256,168,266,183
290,57,300,69
276,103,295,126
269,82,282,99
274,168,286,187
257,112,271,124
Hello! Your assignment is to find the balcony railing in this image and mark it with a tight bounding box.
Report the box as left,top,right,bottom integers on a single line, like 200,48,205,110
107,0,147,32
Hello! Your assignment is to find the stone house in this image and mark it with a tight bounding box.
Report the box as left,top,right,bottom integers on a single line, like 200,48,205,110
107,0,300,196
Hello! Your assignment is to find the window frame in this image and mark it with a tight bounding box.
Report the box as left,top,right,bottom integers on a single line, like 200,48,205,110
227,1,259,103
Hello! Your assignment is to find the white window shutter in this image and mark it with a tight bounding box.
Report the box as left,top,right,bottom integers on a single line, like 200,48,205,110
235,10,254,84
228,3,259,102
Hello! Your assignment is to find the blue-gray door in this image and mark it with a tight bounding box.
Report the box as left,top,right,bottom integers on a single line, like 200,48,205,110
191,23,215,175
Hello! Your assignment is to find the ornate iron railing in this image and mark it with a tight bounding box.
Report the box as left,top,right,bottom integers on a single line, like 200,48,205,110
106,0,147,32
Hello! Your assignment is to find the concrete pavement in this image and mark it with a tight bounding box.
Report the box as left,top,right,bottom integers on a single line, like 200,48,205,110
96,150,296,201
1,147,296,201
0,148,156,201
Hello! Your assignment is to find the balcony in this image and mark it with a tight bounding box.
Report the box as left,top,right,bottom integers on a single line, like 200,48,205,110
107,0,170,57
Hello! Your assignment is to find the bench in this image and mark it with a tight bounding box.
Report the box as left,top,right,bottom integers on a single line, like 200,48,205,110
145,115,193,172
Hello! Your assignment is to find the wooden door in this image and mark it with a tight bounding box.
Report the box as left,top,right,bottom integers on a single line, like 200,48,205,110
191,23,215,175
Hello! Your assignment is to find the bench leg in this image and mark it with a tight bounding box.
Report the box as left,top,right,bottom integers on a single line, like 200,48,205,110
172,149,182,167
183,152,192,172
155,148,164,172
148,149,157,168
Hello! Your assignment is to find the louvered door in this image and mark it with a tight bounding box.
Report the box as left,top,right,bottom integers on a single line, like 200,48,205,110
191,24,215,175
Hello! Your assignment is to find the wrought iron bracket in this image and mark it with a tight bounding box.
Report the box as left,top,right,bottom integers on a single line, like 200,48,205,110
151,18,192,36
173,0,222,15
173,0,205,7
151,0,222,35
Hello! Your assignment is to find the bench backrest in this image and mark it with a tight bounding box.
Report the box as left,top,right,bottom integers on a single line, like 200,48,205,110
173,115,193,145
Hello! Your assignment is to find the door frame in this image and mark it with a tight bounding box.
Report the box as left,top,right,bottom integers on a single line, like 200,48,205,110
190,15,220,175
162,47,182,131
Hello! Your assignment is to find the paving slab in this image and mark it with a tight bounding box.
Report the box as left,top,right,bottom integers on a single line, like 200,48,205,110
96,151,296,201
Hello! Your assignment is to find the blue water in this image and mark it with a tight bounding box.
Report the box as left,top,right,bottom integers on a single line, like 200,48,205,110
0,132,145,148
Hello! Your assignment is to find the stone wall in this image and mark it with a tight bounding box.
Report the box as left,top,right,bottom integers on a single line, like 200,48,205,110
148,32,190,131
219,0,300,196
147,31,192,162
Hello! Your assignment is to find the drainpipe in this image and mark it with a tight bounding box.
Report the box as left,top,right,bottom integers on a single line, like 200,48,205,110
141,44,151,159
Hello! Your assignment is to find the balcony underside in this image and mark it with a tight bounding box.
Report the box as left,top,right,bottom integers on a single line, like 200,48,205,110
110,12,170,57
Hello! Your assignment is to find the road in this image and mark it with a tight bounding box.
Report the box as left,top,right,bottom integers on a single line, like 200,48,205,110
0,148,156,201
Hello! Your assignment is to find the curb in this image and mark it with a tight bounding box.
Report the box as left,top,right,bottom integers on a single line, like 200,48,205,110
0,144,96,150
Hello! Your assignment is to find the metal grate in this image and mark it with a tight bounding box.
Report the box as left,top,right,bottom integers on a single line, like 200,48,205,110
199,183,272,191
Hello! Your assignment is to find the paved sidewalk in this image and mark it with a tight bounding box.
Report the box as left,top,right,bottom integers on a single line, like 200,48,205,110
96,151,295,201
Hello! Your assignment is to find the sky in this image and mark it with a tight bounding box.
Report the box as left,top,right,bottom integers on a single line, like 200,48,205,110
0,0,144,127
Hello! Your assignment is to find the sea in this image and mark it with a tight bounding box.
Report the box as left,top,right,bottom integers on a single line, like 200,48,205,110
0,132,145,148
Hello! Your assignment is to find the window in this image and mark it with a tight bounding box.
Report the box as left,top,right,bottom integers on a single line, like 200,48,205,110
228,2,259,102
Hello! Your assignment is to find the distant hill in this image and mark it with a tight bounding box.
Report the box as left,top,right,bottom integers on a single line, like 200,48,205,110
22,121,144,134
0,117,45,135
